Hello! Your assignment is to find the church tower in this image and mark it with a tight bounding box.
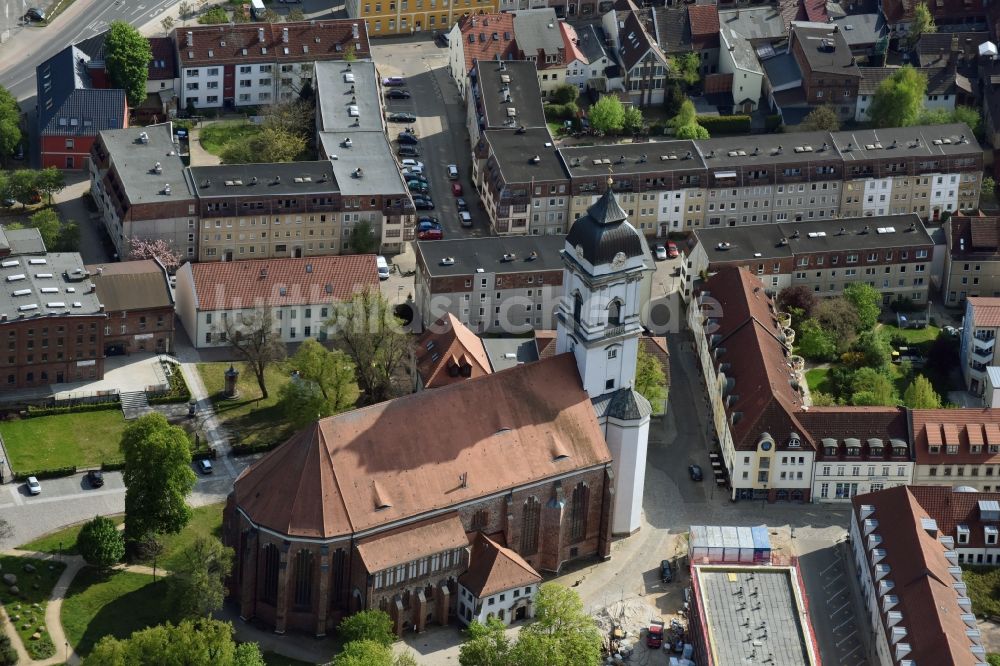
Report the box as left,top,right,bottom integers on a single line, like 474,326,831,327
556,182,654,536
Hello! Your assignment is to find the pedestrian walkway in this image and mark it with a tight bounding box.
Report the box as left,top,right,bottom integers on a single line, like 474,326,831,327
187,125,222,167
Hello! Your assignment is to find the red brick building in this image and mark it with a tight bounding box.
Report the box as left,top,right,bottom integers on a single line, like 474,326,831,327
86,260,175,356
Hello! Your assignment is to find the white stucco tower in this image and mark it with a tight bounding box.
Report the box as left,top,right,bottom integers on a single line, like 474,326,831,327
556,183,654,536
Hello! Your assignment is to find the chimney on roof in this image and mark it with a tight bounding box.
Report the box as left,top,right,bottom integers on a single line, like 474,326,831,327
352,22,359,39
282,27,289,43
186,31,193,47
258,27,265,42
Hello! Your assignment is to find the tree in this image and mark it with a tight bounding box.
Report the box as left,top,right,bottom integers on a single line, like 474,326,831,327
334,641,395,666
344,43,357,63
279,377,332,428
810,391,839,406
777,285,817,318
178,0,192,18
349,219,379,254
120,413,196,544
797,319,838,361
328,289,410,404
299,79,315,102
853,329,893,370
84,619,262,666
799,105,840,132
668,52,701,86
198,6,230,24
516,583,602,666
588,95,625,135
286,338,356,409
0,85,21,163
460,618,513,666
168,536,234,618
814,297,861,350
551,84,579,106
983,175,996,201
844,283,881,330
662,82,686,117
951,105,981,135
622,106,644,134
850,367,897,406
7,169,38,207
868,65,927,128
220,126,305,164
23,208,62,250
78,515,125,570
56,222,80,252
669,99,708,139
635,344,667,415
903,374,942,408
35,166,65,204
105,21,153,108
160,15,175,35
127,236,181,269
220,307,287,400
338,609,395,647
286,7,305,21
908,2,936,47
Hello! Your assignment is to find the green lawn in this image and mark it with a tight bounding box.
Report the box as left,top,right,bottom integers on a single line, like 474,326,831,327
0,555,67,659
61,568,177,656
21,516,125,557
881,323,941,346
263,652,319,666
805,368,831,394
197,362,296,451
199,121,263,156
0,409,127,472
152,503,224,572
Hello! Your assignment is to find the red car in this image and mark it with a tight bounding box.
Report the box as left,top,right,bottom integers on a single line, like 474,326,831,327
451,181,463,196
667,241,679,258
417,220,443,240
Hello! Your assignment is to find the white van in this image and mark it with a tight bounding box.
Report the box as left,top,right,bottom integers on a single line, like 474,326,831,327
459,211,472,227
250,0,265,18
376,255,390,280
447,164,459,180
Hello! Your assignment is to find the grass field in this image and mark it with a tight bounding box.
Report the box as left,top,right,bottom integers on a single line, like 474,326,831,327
62,568,177,656
197,362,296,450
1,409,127,472
805,367,831,394
881,323,941,346
198,121,263,156
21,516,125,557
0,555,66,659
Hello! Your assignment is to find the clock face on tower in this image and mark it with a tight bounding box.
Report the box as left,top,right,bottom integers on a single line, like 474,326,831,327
612,252,627,269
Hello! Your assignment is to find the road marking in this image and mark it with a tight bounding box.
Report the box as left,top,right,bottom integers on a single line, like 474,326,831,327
8,486,24,505
833,616,853,631
835,630,857,647
823,572,844,588
841,644,863,659
829,600,850,615
22,486,124,506
819,559,840,575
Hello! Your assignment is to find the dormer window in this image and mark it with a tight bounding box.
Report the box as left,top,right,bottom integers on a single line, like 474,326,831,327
929,445,941,454
957,525,970,544
986,526,998,545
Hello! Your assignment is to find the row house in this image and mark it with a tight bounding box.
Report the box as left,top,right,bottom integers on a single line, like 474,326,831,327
943,214,1000,307
912,407,1000,490
511,10,567,100
959,297,1000,396
880,0,986,40
174,21,370,110
86,259,175,357
689,214,935,305
467,59,547,150
413,235,565,333
602,3,668,107
856,65,961,123
448,14,517,101
347,0,500,37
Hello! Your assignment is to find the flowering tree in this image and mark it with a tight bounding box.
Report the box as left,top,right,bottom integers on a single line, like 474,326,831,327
127,237,180,271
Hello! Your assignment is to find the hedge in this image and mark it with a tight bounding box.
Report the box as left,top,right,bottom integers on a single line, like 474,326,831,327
544,103,578,122
696,115,751,134
765,114,783,131
148,370,192,405
231,440,282,456
101,460,125,471
25,401,119,417
14,465,77,481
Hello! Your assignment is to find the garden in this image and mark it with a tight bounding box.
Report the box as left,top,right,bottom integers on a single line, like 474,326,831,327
0,555,66,660
779,284,959,408
0,407,128,473
197,362,297,454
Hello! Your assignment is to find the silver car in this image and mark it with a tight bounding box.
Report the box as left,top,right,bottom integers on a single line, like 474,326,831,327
26,476,41,495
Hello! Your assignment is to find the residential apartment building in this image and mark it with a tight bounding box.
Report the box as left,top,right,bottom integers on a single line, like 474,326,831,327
562,23,612,93
467,59,547,150
414,235,565,333
89,123,197,262
174,255,378,348
960,297,1000,396
86,260,175,356
943,214,1000,307
448,14,517,101
850,487,990,666
347,0,498,37
688,214,935,306
602,5,668,107
511,10,567,99
174,21,370,110
0,228,107,390
909,409,1000,492
787,22,861,121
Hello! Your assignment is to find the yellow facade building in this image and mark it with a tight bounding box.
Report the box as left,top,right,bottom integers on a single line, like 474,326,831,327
347,0,499,36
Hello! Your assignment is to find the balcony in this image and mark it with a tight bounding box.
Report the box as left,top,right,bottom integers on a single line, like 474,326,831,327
973,336,995,356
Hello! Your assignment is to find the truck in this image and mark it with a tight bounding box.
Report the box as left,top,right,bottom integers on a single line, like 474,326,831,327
647,620,665,649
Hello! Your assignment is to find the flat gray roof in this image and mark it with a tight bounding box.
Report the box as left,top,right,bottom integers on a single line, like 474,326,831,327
830,13,884,46
319,132,407,196
477,60,546,130
0,252,104,321
481,337,539,371
0,228,46,255
831,123,981,159
719,6,786,40
188,162,339,197
695,566,816,666
98,123,192,204
561,140,705,176
699,131,841,168
314,60,383,133
418,234,565,277
762,52,801,89
485,128,566,185
695,214,932,264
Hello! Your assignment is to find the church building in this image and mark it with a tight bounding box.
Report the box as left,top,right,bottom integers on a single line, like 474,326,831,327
222,187,655,636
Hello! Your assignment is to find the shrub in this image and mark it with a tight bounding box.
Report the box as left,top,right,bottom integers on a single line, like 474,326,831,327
696,115,751,134
26,401,119,416
231,440,282,456
13,465,77,481
543,103,578,121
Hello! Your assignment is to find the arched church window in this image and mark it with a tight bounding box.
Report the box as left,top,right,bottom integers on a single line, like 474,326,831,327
570,483,590,543
261,544,280,605
608,299,622,326
293,549,314,608
521,497,541,555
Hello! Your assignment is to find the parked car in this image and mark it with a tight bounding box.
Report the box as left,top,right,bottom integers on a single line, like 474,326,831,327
646,620,664,649
654,244,667,261
418,215,440,225
447,164,459,180
382,76,406,87
660,559,673,583
434,32,449,47
407,180,429,194
198,459,213,475
2,198,14,208
688,464,703,482
456,197,468,211
400,159,424,170
417,220,443,240
398,145,420,157
451,181,463,196
24,7,45,20
667,241,679,258
413,196,434,210
376,255,390,280
402,165,424,177
26,476,41,495
460,211,473,227
397,132,419,145
87,469,105,488
386,89,411,99
388,112,417,123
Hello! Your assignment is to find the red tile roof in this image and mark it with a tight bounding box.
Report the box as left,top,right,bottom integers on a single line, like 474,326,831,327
355,513,469,572
968,297,1000,328
456,13,517,75
459,532,541,598
415,314,492,389
802,0,828,23
189,255,378,311
949,214,1000,259
908,485,1000,549
560,21,586,65
852,486,985,666
174,20,370,68
233,353,612,538
534,330,557,359
912,408,1000,465
688,4,720,36
799,407,910,461
148,37,177,81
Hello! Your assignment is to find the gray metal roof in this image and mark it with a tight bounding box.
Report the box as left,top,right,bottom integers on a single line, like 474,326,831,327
831,123,980,159
481,337,539,371
188,162,339,197
560,140,706,176
0,228,46,255
721,27,762,75
477,59,546,130
699,130,841,167
566,189,647,265
988,366,1000,391
719,7,787,40
694,214,932,264
483,128,566,186
417,235,566,278
0,253,104,322
319,132,406,196
37,44,126,137
314,60,383,133
576,24,610,64
511,9,562,57
791,24,858,75
762,52,801,89
98,124,193,204
830,13,884,46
